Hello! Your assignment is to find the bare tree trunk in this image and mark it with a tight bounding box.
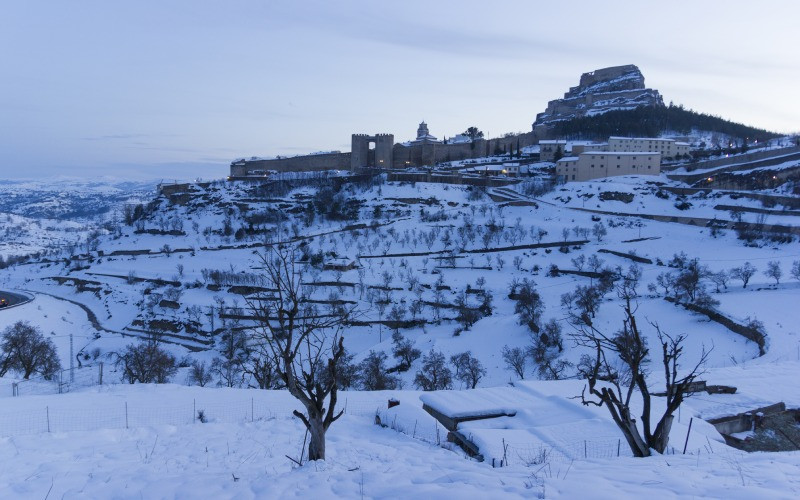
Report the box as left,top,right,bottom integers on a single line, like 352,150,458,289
620,419,650,457
307,416,326,461
650,414,674,454
603,390,651,457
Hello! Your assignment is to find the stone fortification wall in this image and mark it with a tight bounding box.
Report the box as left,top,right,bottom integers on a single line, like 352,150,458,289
567,64,642,98
676,146,800,173
351,133,394,170
231,131,541,177
392,132,538,168
230,152,351,176
387,171,520,187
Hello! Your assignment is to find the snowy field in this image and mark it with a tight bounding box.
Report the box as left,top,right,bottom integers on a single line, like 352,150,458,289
0,384,798,499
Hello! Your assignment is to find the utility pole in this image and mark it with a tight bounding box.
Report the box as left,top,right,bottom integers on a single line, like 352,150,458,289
69,333,75,383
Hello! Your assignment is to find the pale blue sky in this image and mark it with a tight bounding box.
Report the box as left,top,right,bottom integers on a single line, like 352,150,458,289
1,1,798,180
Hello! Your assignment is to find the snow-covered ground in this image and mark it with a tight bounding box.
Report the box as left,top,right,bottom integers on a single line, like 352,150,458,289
0,171,798,497
0,384,798,499
0,212,91,260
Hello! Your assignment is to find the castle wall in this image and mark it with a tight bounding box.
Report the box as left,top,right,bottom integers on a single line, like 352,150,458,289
391,132,538,168
387,171,520,187
230,152,351,176
351,133,394,170
567,65,640,98
231,131,541,177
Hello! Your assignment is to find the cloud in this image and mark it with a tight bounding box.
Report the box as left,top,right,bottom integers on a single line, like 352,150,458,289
82,133,181,142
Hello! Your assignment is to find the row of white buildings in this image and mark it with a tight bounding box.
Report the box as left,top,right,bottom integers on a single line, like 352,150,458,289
545,136,690,182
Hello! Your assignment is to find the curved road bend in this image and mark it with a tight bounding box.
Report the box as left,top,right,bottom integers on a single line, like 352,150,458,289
0,290,33,309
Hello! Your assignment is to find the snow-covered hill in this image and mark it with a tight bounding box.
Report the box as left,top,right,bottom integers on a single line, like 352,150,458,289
0,170,798,497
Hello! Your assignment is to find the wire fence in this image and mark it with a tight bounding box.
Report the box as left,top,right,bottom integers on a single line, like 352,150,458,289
0,389,710,466
489,437,634,465
0,368,694,466
374,407,643,465
0,364,105,398
0,391,391,438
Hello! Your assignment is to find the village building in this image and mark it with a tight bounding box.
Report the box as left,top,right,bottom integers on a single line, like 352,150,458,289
556,151,661,182
607,136,690,158
539,140,567,161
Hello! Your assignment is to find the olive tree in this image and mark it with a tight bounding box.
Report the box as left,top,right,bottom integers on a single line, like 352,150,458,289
572,294,709,457
246,246,354,461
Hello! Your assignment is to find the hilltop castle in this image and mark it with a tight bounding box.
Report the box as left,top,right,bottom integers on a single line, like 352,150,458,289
230,65,666,178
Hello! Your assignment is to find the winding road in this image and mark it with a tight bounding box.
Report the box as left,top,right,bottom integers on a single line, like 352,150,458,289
0,290,33,310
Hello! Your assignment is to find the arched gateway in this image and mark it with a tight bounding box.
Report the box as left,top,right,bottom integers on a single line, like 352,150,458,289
350,133,394,170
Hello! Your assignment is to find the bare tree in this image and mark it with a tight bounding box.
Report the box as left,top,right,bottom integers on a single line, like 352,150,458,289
188,360,213,387
501,345,527,379
115,335,177,384
450,351,486,389
791,260,800,282
211,327,248,387
673,258,711,303
592,222,607,242
414,350,453,391
0,321,61,380
511,278,544,333
764,260,782,285
528,319,571,380
391,331,421,372
730,262,756,288
246,246,354,461
243,347,283,389
587,254,605,274
357,351,400,390
561,284,605,325
571,295,710,457
709,270,730,292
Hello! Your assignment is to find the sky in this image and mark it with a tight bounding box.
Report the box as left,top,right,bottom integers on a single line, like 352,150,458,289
1,1,798,180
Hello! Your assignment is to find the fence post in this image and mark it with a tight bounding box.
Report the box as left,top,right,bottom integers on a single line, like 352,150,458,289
683,418,694,454
251,397,254,423
617,439,621,457
47,406,50,433
584,440,587,458
125,402,129,429
99,362,103,385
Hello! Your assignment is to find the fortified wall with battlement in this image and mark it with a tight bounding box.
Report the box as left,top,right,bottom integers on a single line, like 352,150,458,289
230,130,541,176
229,151,352,177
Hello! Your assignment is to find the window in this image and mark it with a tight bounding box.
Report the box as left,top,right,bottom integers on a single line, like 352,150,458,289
571,175,575,180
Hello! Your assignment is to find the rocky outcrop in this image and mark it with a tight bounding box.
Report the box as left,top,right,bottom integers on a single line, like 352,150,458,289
533,65,663,131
